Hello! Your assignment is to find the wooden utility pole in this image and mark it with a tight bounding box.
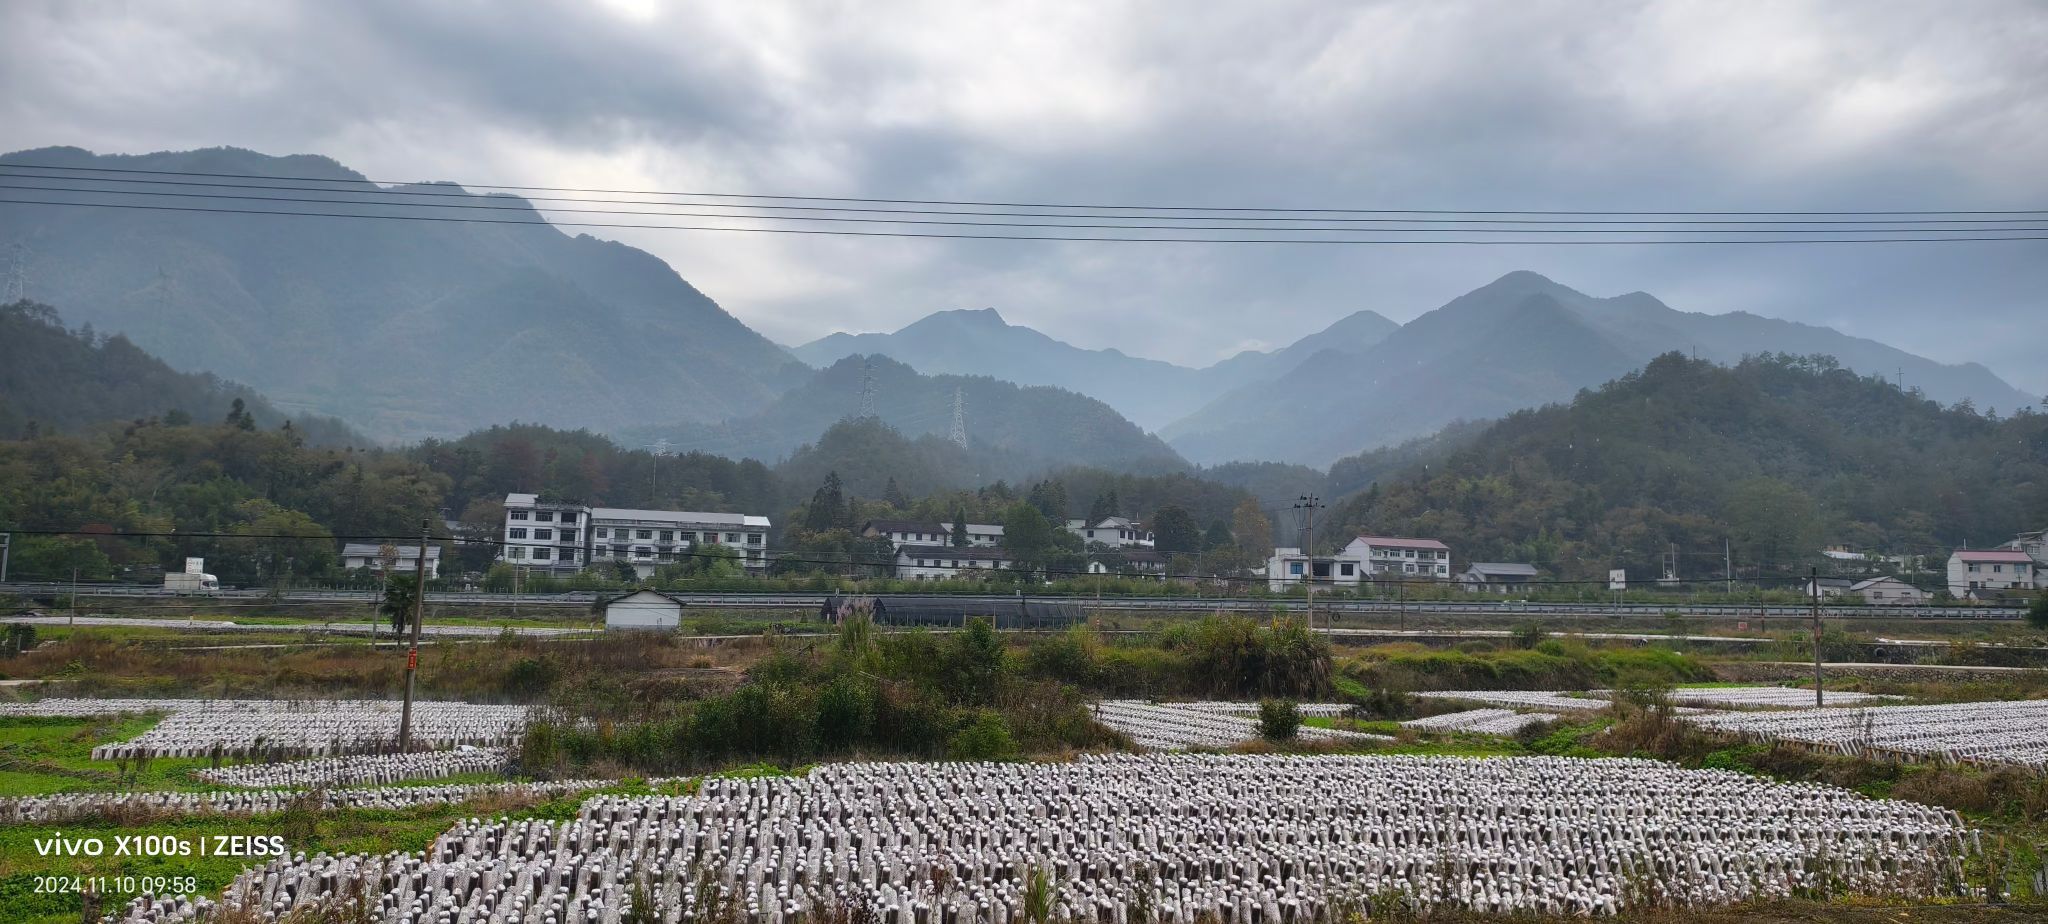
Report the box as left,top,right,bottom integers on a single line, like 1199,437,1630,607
1292,495,1322,631
398,519,429,751
1809,566,1824,708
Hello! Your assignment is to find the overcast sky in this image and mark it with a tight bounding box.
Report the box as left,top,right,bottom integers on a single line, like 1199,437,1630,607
4,0,2045,393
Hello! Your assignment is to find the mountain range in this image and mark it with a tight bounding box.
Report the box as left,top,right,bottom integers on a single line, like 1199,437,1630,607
3,146,2032,472
1163,271,2034,466
619,354,1187,476
0,146,807,444
792,305,1398,430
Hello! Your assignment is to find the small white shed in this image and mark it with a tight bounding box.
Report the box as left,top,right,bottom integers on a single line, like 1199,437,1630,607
602,589,684,631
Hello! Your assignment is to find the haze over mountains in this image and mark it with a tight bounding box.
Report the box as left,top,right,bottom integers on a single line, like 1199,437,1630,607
0,146,807,444
792,306,1400,430
620,354,1186,477
2,146,2032,473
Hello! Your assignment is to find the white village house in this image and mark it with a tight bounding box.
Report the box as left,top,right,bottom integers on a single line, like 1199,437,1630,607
339,542,442,580
1065,516,1154,548
860,519,1003,547
601,589,685,631
894,544,1015,581
500,493,771,578
1848,576,1930,606
1947,548,2036,600
1458,562,1539,593
1267,534,1454,591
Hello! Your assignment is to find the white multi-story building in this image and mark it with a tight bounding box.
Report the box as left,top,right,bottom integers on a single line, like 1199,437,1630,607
894,544,1014,581
1343,535,1453,578
500,493,589,576
1948,548,2036,599
587,507,770,577
859,519,1003,547
1065,516,1154,548
499,493,770,577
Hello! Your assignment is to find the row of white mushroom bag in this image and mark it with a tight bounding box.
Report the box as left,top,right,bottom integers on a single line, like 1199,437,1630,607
0,779,627,825
1587,687,1900,710
1400,709,1552,736
1687,699,2048,769
109,753,1973,923
0,698,531,759
196,746,513,789
1089,702,1390,751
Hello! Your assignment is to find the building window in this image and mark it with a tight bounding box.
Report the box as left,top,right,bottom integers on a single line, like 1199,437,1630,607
508,547,525,559
532,548,551,560
560,512,577,523
559,529,576,543
917,559,928,567
560,549,578,562
658,552,673,562
726,533,739,543
1993,564,2004,573
509,528,527,539
747,533,763,545
660,530,674,542
594,528,607,539
533,528,552,540
1340,563,1355,577
535,511,554,522
1289,562,1303,576
633,546,651,558
510,511,529,520
635,530,651,540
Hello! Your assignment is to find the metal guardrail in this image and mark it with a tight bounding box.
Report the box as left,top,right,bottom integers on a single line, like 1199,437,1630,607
0,582,2027,619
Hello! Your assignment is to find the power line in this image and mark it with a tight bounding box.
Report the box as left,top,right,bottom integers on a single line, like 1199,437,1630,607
7,171,2047,226
6,162,2044,216
7,197,2045,245
17,181,2048,234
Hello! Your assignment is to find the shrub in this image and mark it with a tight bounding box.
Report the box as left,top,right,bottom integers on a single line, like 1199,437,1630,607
948,711,1018,760
1257,698,1301,741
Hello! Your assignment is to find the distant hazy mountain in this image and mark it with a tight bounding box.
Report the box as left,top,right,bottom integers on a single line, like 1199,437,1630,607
0,146,808,443
0,300,363,445
1163,271,2036,467
792,306,1397,430
620,354,1187,475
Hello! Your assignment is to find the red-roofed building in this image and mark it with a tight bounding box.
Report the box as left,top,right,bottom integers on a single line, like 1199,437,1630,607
1947,548,2036,599
1342,535,1454,579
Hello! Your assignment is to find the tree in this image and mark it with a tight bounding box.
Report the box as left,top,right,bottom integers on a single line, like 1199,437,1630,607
804,471,848,532
951,509,969,547
1727,478,1817,573
2030,593,2048,631
1000,501,1056,570
1203,519,1233,551
1151,505,1201,555
1026,480,1069,524
1257,699,1301,742
381,573,419,636
1087,491,1119,523
1231,498,1272,569
225,397,255,431
883,477,910,510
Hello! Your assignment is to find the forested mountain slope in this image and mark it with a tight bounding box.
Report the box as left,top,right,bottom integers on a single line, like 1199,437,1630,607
1328,352,2048,581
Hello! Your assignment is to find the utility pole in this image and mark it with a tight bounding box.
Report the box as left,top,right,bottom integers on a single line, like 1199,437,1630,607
398,519,429,751
1292,495,1322,631
1724,539,1732,595
70,567,78,626
0,531,10,583
1809,566,1824,708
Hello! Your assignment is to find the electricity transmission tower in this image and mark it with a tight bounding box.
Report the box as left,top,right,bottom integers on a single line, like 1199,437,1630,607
949,387,968,447
857,360,877,418
4,242,26,302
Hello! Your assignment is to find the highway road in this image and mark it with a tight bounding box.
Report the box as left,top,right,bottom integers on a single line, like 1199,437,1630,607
2,582,2026,620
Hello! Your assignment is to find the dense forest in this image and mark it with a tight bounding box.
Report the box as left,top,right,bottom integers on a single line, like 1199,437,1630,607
0,301,361,446
1327,353,2048,581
